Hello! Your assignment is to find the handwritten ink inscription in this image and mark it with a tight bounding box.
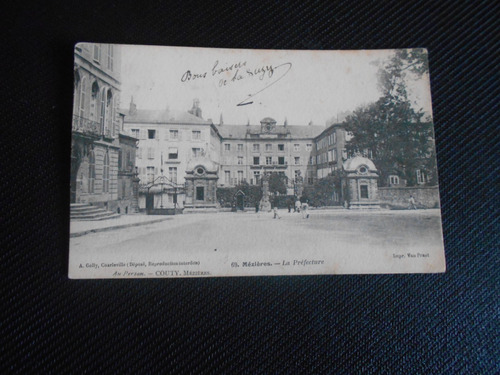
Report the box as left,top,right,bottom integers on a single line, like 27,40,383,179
180,59,292,106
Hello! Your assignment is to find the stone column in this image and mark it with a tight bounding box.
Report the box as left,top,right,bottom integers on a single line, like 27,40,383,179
131,173,140,213
259,173,272,212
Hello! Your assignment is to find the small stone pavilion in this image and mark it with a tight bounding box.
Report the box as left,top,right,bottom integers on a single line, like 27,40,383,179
342,155,380,209
184,157,218,212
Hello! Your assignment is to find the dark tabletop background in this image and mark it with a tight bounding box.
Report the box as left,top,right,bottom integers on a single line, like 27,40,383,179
2,0,498,373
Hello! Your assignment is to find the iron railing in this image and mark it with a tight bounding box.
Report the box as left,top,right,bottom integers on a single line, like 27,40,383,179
72,115,101,137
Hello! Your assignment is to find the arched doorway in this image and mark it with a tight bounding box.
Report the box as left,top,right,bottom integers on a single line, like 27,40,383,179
235,190,245,211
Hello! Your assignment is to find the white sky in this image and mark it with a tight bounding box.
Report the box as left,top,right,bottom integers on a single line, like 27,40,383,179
120,45,432,126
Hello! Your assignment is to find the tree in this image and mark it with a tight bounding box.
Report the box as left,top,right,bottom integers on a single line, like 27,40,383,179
344,49,436,186
303,174,341,206
268,173,287,195
377,49,429,102
217,181,262,208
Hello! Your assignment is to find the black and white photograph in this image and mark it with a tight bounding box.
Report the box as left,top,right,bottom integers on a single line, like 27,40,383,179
69,44,446,278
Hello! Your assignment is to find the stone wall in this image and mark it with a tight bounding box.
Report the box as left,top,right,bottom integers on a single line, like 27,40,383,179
378,186,440,209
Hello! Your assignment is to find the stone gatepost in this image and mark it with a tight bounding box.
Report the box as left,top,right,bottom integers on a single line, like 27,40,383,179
131,170,140,213
259,173,272,212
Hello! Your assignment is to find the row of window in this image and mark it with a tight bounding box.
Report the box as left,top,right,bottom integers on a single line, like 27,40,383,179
224,143,312,152
132,133,314,153
92,44,114,72
139,166,178,184
387,170,428,186
130,129,203,141
222,170,309,185
242,156,300,165
138,167,427,187
137,147,308,166
132,128,346,157
316,132,337,150
136,144,350,167
315,149,339,165
137,147,204,160
74,73,116,138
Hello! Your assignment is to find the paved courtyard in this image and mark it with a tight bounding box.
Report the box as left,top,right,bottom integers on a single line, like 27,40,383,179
69,209,446,278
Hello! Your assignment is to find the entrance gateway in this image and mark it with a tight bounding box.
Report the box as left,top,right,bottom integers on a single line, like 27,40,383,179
235,190,245,211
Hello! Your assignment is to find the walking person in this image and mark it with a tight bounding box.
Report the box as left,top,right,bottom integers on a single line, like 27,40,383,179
295,199,301,213
273,205,281,219
408,195,417,210
302,200,310,219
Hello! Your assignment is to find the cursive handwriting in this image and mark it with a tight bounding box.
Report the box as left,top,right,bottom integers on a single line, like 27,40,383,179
236,62,291,106
212,60,247,76
180,59,292,106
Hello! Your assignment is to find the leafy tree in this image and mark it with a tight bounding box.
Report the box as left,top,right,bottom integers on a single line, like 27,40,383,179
377,48,429,101
344,49,436,186
237,181,262,206
303,174,341,206
268,172,287,195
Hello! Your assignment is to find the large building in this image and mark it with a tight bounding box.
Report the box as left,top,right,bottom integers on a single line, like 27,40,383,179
122,99,439,211
123,99,221,210
122,100,352,210
71,43,138,214
312,122,348,179
121,98,443,211
216,117,324,188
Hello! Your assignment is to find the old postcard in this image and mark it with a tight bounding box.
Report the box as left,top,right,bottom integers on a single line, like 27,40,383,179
69,44,445,278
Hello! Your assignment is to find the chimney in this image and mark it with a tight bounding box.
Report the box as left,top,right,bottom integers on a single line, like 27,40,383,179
219,112,224,125
284,117,288,127
129,96,137,116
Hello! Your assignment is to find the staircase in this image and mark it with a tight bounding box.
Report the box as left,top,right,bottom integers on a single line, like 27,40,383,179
70,203,120,221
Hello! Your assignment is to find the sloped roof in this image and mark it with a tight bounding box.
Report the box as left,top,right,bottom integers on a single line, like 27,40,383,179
122,109,211,125
216,124,325,139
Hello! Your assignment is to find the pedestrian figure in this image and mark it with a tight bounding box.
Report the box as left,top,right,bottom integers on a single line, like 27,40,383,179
287,200,292,213
408,195,417,210
295,199,301,213
302,200,310,219
255,201,259,213
273,206,281,219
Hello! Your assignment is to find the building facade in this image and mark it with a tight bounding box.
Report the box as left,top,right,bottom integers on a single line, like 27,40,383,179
122,101,368,210
117,128,139,213
217,118,324,190
123,99,221,210
71,43,124,210
124,100,440,210
312,123,348,179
